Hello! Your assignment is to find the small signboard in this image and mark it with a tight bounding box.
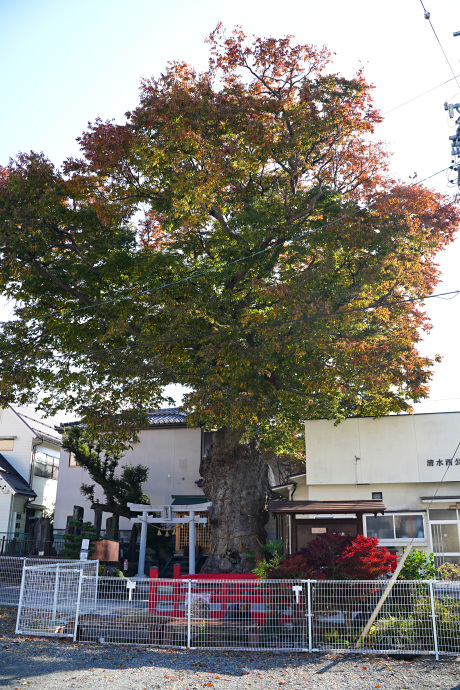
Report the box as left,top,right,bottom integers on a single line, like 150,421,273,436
162,506,172,521
81,539,90,550
79,550,88,560
311,527,327,534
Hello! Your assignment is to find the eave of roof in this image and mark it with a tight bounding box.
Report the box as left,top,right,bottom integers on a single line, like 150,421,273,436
171,494,207,505
10,406,61,445
0,454,36,498
269,499,386,515
421,496,460,503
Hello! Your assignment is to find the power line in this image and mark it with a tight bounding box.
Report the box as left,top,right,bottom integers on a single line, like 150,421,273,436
419,2,460,89
382,73,460,116
21,165,450,323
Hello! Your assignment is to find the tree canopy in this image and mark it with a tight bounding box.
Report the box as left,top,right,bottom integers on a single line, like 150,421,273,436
1,26,458,569
0,27,456,453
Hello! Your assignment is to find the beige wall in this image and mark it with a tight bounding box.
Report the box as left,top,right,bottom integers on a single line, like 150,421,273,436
54,426,204,531
0,490,13,534
0,406,34,482
301,413,460,556
305,413,460,488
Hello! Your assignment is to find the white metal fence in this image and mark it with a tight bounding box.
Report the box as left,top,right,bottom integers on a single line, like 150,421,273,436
11,569,460,656
0,556,79,606
15,561,99,641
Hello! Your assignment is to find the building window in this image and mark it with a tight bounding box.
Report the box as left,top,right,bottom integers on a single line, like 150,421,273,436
429,507,460,565
372,492,383,500
364,512,426,543
34,452,59,480
0,438,14,451
68,452,79,467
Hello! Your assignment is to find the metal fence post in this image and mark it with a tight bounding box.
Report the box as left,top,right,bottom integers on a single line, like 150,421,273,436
187,579,192,649
429,580,439,661
94,560,99,611
15,562,27,634
52,564,60,625
307,580,312,653
73,570,83,642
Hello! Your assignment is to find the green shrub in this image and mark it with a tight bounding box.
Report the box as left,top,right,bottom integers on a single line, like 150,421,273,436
397,550,436,580
437,561,460,581
63,520,99,559
251,540,285,578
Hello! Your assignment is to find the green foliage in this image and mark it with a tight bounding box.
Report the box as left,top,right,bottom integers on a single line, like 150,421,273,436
0,30,457,447
63,520,99,559
397,550,436,580
251,539,285,578
367,596,460,652
62,426,149,528
0,29,458,566
99,565,124,577
437,561,460,581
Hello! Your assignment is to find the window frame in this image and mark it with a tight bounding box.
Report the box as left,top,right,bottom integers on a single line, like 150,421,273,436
33,451,59,481
429,508,460,558
363,511,427,545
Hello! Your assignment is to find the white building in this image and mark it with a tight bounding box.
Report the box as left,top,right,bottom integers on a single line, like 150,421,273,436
54,409,209,539
0,405,61,536
270,412,460,564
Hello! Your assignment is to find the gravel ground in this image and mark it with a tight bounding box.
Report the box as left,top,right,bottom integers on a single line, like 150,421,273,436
1,608,459,689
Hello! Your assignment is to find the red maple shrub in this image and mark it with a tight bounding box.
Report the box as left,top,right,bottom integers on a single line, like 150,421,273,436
337,534,394,579
266,553,322,580
267,532,394,580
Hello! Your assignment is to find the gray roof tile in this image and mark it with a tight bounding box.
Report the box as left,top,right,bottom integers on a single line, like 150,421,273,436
0,454,36,498
146,408,187,426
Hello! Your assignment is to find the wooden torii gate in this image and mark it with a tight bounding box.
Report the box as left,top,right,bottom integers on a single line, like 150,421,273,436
127,501,212,577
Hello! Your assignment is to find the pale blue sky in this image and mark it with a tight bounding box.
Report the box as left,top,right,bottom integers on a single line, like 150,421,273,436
1,0,460,413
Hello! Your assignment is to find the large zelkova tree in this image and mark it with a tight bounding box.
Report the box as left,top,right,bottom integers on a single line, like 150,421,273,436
0,27,458,571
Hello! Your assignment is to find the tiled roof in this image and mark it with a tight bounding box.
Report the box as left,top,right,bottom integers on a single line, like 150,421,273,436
146,408,187,427
0,453,36,498
269,499,386,515
59,407,188,431
171,495,207,505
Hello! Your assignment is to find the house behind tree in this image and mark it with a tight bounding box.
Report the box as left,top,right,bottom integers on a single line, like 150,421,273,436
0,405,61,537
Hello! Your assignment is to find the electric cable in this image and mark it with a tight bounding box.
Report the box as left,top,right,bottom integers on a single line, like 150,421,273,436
382,74,460,116
418,2,460,89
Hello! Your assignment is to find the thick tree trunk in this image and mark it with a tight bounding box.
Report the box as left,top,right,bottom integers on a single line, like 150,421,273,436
200,428,269,573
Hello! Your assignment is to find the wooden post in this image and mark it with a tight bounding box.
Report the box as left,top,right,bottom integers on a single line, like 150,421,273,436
291,514,297,553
